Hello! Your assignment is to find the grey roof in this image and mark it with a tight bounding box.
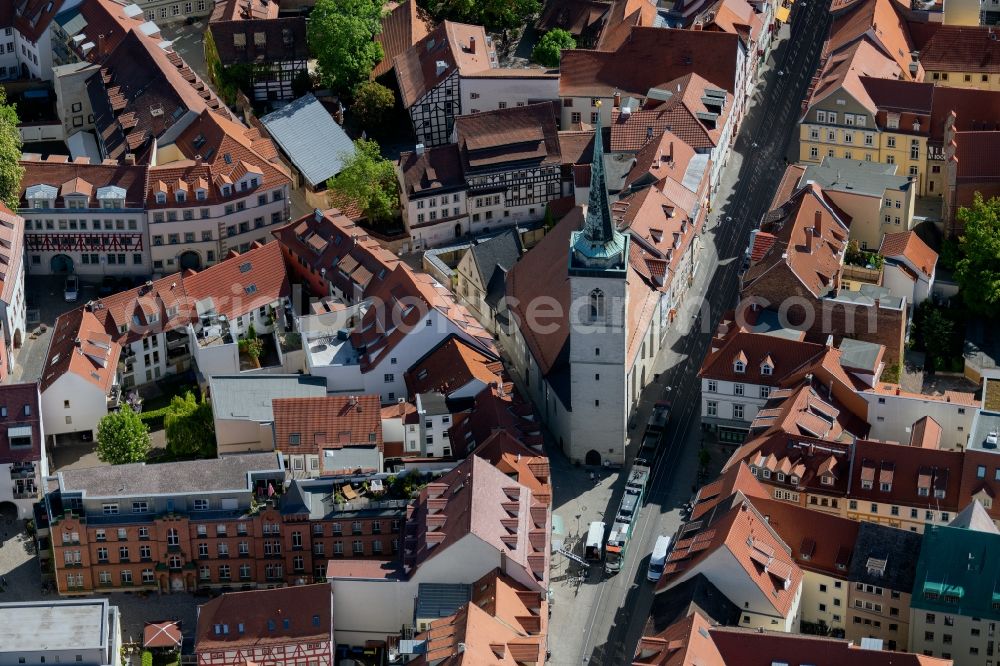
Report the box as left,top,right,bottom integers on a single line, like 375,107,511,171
949,500,1000,534
848,521,922,591
469,230,523,288
261,93,356,188
59,452,282,498
801,157,911,198
969,410,1000,452
830,283,904,310
644,573,741,636
415,583,472,620
0,599,110,653
837,338,883,373
681,153,709,192
210,374,327,422
417,391,449,416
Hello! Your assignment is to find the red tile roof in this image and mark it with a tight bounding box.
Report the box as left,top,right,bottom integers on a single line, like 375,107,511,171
272,208,400,302
690,462,769,521
413,569,547,665
373,0,434,79
0,203,24,307
455,103,562,170
559,27,739,99
209,15,308,66
919,25,1000,74
595,0,659,51
12,0,66,42
271,395,383,463
473,430,552,507
952,130,1000,182
879,230,937,278
449,383,544,454
19,158,149,210
536,0,610,36
632,610,724,666
748,497,859,578
610,73,732,152
143,621,182,649
804,40,902,117
41,308,121,393
623,129,698,191
61,0,155,63
825,0,918,79
405,335,504,397
195,584,331,651
699,322,822,385
182,241,290,321
398,143,466,197
929,86,1000,142
848,438,964,512
743,184,850,299
395,21,494,107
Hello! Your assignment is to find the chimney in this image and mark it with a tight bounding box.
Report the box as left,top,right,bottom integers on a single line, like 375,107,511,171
98,34,106,56
415,143,425,156
804,226,814,254
814,210,822,237
124,154,136,166
469,36,476,53
668,141,674,162
613,91,621,108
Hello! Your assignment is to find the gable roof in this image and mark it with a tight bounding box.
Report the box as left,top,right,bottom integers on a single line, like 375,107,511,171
404,334,504,397
395,20,493,107
261,93,355,188
632,611,724,666
373,0,434,79
208,14,308,66
13,0,67,41
398,143,466,197
919,25,1000,74
468,230,523,302
448,382,544,454
699,323,825,385
825,0,918,79
848,520,922,591
949,500,1000,534
742,184,850,299
182,241,290,320
559,27,739,99
803,40,902,117
53,0,154,64
195,584,330,651
455,103,562,171
271,395,383,460
879,230,937,279
595,0,660,51
40,308,121,393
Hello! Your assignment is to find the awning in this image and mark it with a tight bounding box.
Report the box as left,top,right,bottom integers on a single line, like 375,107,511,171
776,6,791,21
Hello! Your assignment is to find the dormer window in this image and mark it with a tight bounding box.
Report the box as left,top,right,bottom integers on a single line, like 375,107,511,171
734,361,745,373
861,479,873,490
934,488,945,499
196,189,206,201
761,364,773,376
222,185,231,197
776,473,785,482
176,191,186,203
790,475,800,485
155,192,166,204
821,474,834,486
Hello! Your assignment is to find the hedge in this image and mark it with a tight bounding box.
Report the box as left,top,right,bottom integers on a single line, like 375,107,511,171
137,406,170,430
141,651,153,666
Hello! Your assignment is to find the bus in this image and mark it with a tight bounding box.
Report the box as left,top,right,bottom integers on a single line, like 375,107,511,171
605,464,650,574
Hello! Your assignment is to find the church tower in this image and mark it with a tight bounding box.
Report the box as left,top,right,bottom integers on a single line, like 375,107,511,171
566,111,630,465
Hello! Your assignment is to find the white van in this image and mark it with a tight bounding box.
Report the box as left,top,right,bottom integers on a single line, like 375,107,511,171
647,535,671,582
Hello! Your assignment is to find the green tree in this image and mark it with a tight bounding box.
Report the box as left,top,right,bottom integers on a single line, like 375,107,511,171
164,392,216,459
0,88,24,210
532,28,575,67
96,405,150,465
955,193,1000,318
914,301,956,372
326,138,400,225
352,81,396,134
429,0,541,31
308,0,384,92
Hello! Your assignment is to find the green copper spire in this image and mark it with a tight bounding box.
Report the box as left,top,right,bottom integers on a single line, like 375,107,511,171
569,107,628,274
584,113,616,244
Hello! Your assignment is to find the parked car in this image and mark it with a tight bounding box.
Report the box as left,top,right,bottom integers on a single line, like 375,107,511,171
98,276,117,296
647,535,671,582
63,275,79,302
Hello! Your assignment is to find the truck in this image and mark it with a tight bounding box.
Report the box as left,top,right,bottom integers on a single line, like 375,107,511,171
636,401,671,467
584,521,606,562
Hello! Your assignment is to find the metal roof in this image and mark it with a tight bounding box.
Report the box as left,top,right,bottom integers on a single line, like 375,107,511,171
210,374,327,422
261,93,356,189
415,583,472,619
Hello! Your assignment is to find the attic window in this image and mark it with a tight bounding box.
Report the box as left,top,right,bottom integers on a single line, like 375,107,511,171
223,153,233,165
761,364,773,376
239,262,252,273
176,191,186,203
155,192,166,204
192,134,206,149
821,474,833,486
233,33,246,48
196,190,206,201
245,284,257,295
734,361,745,373
288,433,300,445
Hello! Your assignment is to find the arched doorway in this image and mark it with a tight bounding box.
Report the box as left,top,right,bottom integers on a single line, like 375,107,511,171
585,449,602,466
454,223,463,238
12,329,21,349
50,254,73,274
179,251,201,271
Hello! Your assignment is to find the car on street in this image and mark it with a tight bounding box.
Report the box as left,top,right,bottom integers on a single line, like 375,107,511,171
647,535,671,582
63,275,79,302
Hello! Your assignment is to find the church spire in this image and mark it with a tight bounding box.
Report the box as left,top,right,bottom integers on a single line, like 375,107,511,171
584,111,615,244
568,103,628,275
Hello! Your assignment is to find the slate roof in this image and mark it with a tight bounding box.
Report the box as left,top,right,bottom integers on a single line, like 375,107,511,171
58,452,282,497
209,13,308,66
848,521,922,591
261,93,356,188
469,230,523,297
209,374,327,422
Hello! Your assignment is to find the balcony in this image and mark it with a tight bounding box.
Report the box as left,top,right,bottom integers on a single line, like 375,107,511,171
107,384,122,410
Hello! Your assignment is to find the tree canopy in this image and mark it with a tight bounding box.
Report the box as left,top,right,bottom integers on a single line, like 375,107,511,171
955,193,1000,319
96,405,150,465
308,0,385,92
164,392,216,459
532,29,576,67
912,301,957,372
326,138,400,226
352,81,396,135
428,0,541,32
0,88,24,211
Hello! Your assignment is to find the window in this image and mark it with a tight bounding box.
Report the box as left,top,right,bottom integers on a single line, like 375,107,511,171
734,383,744,396
193,499,209,511
103,504,119,515
707,380,718,392
733,404,744,419
588,289,605,322
760,386,771,399
384,373,394,383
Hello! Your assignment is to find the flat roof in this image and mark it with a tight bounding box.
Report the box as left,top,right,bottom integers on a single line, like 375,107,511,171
210,374,327,422
0,600,108,652
969,410,1000,453
838,338,883,372
59,452,282,498
801,157,910,198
